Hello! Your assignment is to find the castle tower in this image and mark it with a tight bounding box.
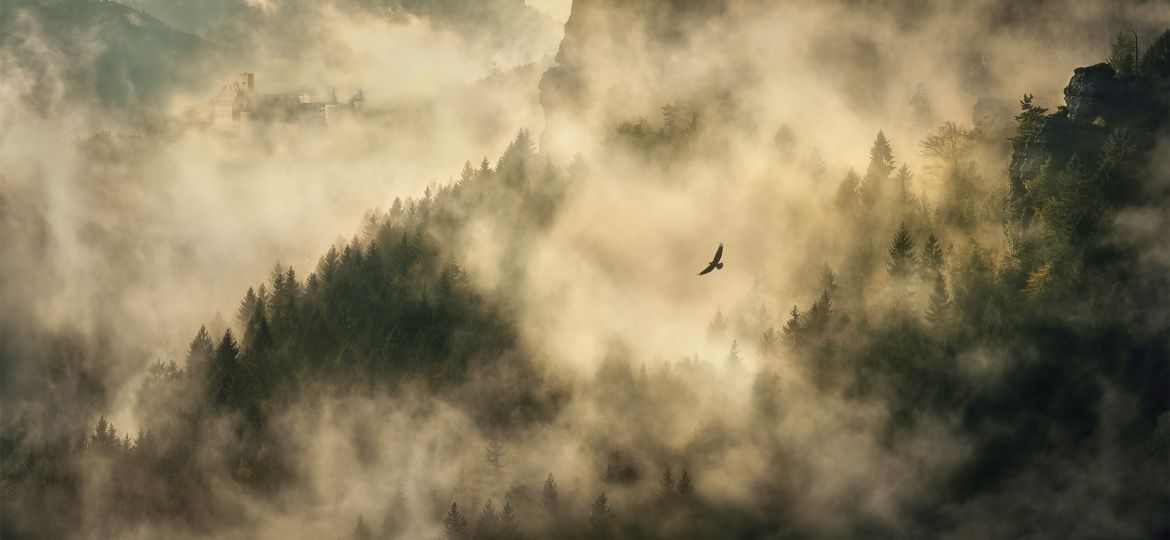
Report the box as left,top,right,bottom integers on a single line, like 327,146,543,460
237,72,255,93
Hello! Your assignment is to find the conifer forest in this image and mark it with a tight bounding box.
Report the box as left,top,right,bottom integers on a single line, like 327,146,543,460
2,0,1169,538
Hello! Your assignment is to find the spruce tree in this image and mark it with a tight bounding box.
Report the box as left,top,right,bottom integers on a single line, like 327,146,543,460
541,474,559,513
185,325,214,372
677,470,695,499
660,466,676,497
443,502,468,540
499,501,520,540
920,233,944,275
211,330,241,408
726,341,742,370
474,499,499,540
588,493,613,533
887,223,916,278
926,274,953,329
782,306,802,346
863,131,895,205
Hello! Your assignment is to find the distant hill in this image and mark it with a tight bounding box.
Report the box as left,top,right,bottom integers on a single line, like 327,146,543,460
0,0,222,123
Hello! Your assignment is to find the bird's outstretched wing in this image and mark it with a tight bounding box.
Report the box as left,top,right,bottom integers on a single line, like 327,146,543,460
712,243,724,264
698,263,717,275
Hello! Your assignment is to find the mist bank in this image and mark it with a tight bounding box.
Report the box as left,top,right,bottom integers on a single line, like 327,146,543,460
2,0,1169,538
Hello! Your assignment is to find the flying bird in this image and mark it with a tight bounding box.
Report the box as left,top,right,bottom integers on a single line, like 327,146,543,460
698,243,724,275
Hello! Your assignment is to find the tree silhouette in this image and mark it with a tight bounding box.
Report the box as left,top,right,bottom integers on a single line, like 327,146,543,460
443,502,468,540
887,223,916,278
541,473,559,513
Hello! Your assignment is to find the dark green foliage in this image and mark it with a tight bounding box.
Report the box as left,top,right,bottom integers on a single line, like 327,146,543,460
1138,30,1170,78
185,325,214,373
919,233,944,275
886,223,916,278
1110,31,1139,76
1012,94,1048,143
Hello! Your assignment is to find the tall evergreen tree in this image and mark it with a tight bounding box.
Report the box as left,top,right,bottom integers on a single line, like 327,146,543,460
919,233,944,275
484,436,507,471
541,473,559,513
443,502,469,540
499,501,520,540
660,466,676,497
926,274,953,329
726,341,742,370
677,470,695,499
887,223,916,278
474,499,499,540
185,325,214,372
863,131,896,205
588,493,613,534
210,330,241,408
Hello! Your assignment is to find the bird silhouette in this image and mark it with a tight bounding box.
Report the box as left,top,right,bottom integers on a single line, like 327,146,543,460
698,243,724,275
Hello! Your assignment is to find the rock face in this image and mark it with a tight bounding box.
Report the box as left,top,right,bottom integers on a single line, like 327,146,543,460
1005,61,1168,230
537,0,728,158
1063,63,1120,123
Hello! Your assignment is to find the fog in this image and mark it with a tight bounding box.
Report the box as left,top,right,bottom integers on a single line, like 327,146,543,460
2,0,1167,538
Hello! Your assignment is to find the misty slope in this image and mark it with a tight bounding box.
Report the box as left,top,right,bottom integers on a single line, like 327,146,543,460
0,0,221,121
2,0,1169,537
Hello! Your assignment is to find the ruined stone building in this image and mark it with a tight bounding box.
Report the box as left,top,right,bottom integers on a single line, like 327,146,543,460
200,72,365,128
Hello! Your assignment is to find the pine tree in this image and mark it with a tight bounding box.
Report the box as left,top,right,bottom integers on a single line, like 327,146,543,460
805,289,834,335
1012,94,1048,143
926,274,953,328
726,341,742,370
1138,30,1170,77
541,473,559,513
460,160,475,184
919,233,944,275
484,436,507,471
660,466,676,497
863,131,895,205
185,325,214,372
211,329,241,408
499,501,520,540
474,499,499,540
887,223,916,278
894,164,914,206
758,327,779,360
835,169,862,211
1109,31,1138,76
782,306,802,346
588,493,613,533
677,470,695,499
237,287,260,330
443,502,468,540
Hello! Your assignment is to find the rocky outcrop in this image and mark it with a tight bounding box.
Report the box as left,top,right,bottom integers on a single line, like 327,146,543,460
537,0,728,157
1005,61,1169,230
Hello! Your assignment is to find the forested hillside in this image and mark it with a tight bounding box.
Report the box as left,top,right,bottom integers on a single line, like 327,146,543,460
1,0,1168,538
